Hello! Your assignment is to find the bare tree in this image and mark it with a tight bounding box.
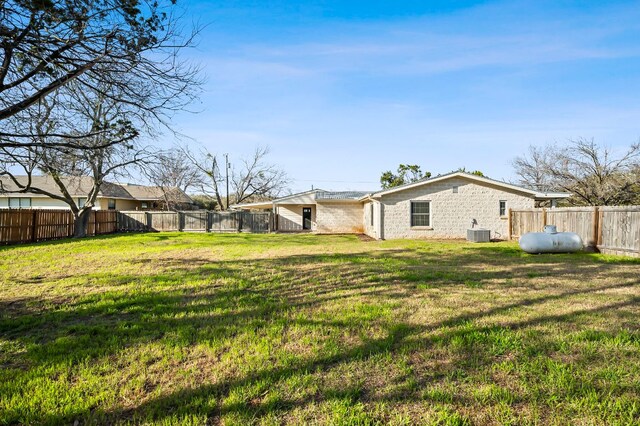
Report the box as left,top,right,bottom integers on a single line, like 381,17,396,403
0,0,200,151
231,146,288,205
513,138,640,206
182,147,226,210
1,82,154,237
144,149,205,193
512,145,555,192
183,146,288,210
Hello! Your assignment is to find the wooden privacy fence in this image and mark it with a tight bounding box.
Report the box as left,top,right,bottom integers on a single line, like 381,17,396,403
117,210,272,233
509,206,640,257
0,210,117,245
0,209,273,245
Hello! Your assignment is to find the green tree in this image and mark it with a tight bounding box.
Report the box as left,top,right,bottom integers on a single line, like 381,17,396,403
455,167,485,177
380,164,430,189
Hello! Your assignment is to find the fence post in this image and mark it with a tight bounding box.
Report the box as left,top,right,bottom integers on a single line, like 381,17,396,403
31,209,37,242
591,206,599,249
542,208,547,228
178,211,184,232
145,212,151,231
206,211,212,233
238,212,243,233
507,208,512,240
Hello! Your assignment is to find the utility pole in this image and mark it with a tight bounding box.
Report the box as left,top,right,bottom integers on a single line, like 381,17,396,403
225,153,230,210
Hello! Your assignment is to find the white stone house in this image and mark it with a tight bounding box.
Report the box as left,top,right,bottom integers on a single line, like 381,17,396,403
233,172,570,240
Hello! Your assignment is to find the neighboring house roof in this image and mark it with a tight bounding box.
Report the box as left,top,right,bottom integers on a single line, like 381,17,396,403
0,175,193,203
368,172,571,200
120,184,193,203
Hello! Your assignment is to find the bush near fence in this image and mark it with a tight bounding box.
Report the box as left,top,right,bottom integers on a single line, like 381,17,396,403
0,209,274,245
509,206,640,258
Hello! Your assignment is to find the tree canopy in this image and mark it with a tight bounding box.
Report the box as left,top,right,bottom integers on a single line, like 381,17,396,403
380,164,429,189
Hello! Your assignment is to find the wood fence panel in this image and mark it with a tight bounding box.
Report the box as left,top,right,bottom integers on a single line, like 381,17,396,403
241,211,270,233
117,211,148,232
598,207,640,257
34,210,74,241
509,209,545,238
209,212,239,232
0,209,33,244
182,211,208,232
546,207,597,246
148,212,180,231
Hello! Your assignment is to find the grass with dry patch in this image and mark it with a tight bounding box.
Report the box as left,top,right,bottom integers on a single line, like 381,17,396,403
1,233,639,425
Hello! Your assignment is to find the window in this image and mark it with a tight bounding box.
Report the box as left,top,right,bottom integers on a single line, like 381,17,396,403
370,203,374,226
108,199,116,210
141,201,149,209
410,201,431,227
452,185,458,193
77,197,86,208
8,197,31,208
499,200,507,217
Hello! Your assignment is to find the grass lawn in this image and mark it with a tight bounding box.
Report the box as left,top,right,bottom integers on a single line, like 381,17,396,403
1,233,639,425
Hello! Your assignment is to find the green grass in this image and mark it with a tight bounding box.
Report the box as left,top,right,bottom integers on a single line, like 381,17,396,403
1,233,639,425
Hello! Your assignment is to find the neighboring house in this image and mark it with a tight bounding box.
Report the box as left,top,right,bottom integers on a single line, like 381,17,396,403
233,171,570,240
0,175,194,210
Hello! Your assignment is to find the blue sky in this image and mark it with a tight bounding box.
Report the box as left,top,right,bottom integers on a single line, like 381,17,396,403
170,0,640,192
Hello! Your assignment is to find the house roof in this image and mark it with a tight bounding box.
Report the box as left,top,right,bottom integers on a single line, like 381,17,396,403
368,172,571,200
316,191,371,201
120,184,193,203
0,175,193,203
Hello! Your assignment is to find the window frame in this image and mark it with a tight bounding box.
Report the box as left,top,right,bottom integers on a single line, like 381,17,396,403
8,197,31,208
410,200,431,228
452,185,458,193
499,200,507,217
108,198,116,210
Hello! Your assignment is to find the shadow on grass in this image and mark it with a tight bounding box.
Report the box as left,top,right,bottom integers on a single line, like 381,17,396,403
1,241,639,424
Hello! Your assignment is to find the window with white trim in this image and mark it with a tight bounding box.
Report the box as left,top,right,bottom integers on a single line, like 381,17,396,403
77,197,87,208
8,197,31,208
11,197,29,208
108,198,116,210
499,200,507,217
410,201,431,227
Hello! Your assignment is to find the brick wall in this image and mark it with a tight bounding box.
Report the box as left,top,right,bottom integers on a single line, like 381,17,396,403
379,177,534,240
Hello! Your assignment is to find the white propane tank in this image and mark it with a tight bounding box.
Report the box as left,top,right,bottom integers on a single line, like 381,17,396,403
519,225,584,254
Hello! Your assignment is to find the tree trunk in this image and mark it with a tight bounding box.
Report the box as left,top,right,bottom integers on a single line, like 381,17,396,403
73,208,93,238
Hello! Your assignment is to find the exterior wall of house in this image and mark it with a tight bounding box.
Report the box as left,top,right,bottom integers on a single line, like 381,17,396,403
108,198,142,211
0,196,76,209
315,201,364,233
379,177,534,240
277,204,316,231
363,200,382,239
0,196,147,210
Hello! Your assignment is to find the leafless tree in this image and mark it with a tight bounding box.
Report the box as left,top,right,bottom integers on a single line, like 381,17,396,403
184,145,288,210
0,0,201,151
231,146,288,205
513,138,640,206
142,148,205,210
182,147,226,210
1,82,154,237
512,145,555,192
